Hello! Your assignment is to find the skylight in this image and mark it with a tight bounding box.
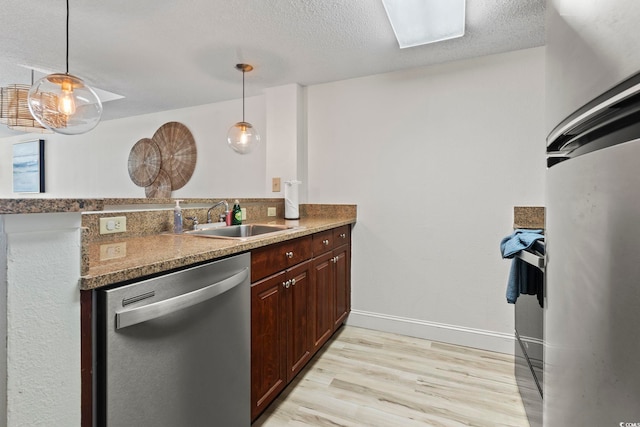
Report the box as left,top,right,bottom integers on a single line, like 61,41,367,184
381,0,466,49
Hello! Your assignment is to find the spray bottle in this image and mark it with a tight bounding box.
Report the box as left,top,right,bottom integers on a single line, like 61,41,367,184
173,200,184,233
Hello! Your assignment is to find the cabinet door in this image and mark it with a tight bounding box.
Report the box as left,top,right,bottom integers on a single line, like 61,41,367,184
285,260,312,382
251,271,287,420
310,252,334,354
333,244,351,329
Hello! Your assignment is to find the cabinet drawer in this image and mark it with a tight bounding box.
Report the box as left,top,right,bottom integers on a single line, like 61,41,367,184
312,230,334,255
251,236,312,282
333,225,350,247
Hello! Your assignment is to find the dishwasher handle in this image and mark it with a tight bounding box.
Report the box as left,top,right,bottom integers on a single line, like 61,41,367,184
115,267,249,329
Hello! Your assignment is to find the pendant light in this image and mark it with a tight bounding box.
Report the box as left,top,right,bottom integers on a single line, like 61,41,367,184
27,0,103,135
227,64,260,154
0,71,54,133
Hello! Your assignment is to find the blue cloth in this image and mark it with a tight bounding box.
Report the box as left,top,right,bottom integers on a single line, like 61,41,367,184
500,229,544,304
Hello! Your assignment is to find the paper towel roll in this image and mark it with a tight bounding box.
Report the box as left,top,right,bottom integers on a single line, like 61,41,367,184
284,180,301,219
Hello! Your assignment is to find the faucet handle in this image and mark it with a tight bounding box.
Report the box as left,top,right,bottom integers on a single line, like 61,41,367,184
185,216,199,230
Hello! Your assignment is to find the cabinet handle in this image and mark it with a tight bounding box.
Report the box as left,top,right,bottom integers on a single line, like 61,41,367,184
291,278,296,286
323,239,329,246
340,233,346,239
283,280,291,289
331,256,337,263
285,251,294,259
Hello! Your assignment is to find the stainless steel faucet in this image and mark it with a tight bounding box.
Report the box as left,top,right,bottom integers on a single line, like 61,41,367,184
207,200,229,223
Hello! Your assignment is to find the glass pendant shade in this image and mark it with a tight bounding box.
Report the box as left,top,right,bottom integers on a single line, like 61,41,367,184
28,73,102,135
227,63,259,154
228,121,260,154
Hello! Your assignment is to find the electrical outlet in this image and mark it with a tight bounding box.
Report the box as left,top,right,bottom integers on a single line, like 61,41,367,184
272,177,281,192
267,207,276,217
241,208,247,221
99,216,127,234
99,242,127,260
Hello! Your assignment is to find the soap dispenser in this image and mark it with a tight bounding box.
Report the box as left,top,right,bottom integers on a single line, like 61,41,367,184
173,200,184,233
231,200,242,225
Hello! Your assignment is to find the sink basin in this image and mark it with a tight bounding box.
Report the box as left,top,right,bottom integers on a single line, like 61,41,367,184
185,224,299,240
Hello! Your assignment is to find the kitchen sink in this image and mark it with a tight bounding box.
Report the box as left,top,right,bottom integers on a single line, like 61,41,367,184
185,224,300,240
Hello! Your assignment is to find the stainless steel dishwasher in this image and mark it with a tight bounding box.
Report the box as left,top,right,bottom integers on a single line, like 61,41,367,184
95,253,250,427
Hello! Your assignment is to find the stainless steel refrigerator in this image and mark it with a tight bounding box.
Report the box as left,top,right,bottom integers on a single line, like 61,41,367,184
545,71,640,426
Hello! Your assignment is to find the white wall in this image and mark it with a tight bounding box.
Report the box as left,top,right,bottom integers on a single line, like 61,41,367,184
307,47,546,352
0,218,6,424
264,84,308,202
2,213,82,427
0,96,266,198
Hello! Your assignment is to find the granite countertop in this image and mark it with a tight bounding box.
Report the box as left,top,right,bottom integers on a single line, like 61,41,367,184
513,206,545,229
0,198,105,214
82,216,355,290
0,198,356,290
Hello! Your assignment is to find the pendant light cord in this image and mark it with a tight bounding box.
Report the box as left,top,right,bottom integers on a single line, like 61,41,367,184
242,69,245,122
65,0,70,75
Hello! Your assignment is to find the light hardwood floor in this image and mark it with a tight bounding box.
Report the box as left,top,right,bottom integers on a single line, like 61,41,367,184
253,326,529,427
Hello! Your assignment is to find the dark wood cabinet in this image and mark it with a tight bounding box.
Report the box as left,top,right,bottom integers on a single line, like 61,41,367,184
251,236,312,282
251,226,351,421
332,241,351,328
310,225,351,354
250,259,313,420
251,271,287,420
283,261,312,382
310,251,334,352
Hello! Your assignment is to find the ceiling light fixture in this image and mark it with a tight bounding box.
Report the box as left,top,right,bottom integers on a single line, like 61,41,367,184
381,0,465,48
227,64,260,154
0,71,55,133
27,0,103,135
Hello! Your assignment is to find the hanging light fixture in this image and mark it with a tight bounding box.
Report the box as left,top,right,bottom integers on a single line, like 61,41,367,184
0,70,59,133
227,63,260,154
27,0,103,135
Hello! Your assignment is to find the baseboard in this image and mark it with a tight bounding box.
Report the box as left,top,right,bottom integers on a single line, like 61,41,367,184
345,309,515,355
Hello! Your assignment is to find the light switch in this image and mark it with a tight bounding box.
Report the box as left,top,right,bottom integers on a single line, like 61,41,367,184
272,177,281,192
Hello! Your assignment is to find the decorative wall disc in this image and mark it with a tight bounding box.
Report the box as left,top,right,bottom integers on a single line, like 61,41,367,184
128,138,161,187
145,169,172,198
152,122,197,191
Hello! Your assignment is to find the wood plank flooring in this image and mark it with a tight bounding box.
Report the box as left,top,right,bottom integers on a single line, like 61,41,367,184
253,326,529,427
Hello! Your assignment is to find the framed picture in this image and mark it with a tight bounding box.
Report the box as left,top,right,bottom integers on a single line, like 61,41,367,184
13,139,45,193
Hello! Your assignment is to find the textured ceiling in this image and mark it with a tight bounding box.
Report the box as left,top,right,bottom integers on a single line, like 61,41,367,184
0,0,545,138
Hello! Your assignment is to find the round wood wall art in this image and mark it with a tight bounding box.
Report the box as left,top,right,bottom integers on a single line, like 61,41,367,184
145,169,172,198
127,138,162,187
152,121,197,191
